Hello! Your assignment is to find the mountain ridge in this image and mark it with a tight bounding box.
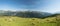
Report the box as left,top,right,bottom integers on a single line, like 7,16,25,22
0,10,52,18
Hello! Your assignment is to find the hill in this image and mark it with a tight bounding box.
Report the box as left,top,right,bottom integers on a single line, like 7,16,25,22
0,16,57,26
0,10,60,26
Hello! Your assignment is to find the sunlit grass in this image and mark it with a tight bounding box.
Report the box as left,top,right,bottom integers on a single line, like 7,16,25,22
0,16,58,26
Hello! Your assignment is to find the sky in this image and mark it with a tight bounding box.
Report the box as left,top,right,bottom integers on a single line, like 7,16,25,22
0,0,60,13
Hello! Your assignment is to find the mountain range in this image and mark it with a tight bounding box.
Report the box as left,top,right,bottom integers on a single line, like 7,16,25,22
0,10,52,18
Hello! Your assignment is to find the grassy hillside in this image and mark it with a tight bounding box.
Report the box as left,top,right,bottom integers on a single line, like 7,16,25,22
0,16,58,26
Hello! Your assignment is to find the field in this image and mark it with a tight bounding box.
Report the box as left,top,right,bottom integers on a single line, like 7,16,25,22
0,16,59,26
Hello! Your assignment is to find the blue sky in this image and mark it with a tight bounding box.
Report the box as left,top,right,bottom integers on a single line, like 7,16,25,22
0,0,60,13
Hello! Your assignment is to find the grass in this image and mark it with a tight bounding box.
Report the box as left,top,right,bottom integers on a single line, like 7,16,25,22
0,16,58,26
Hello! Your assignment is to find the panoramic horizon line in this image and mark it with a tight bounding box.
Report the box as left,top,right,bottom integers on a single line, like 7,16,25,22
0,10,57,14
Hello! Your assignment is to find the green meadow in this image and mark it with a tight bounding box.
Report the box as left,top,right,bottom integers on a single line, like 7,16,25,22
0,16,59,26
